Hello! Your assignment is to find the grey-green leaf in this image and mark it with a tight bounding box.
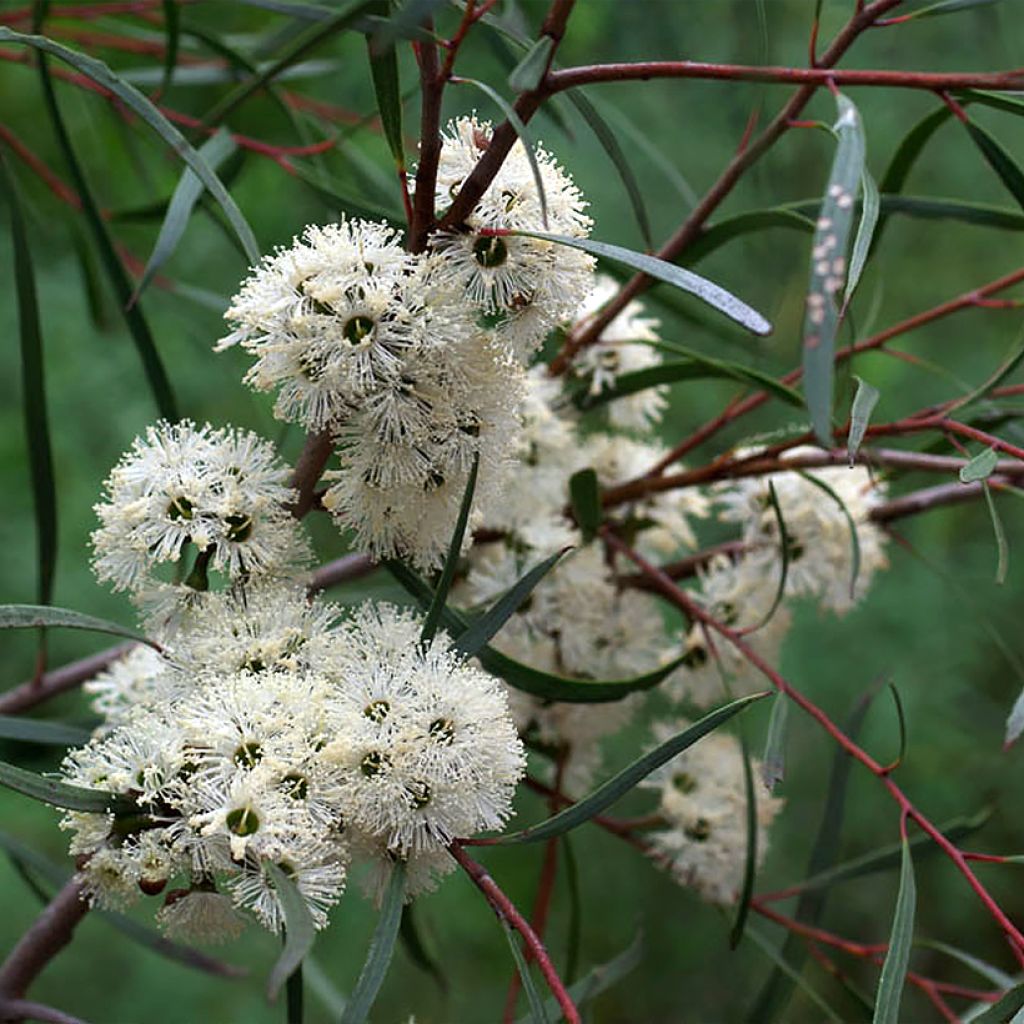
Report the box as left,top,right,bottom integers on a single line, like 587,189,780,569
964,120,1024,214
339,861,406,1024
0,605,155,647
492,692,768,845
872,835,916,1024
960,447,1000,482
762,693,789,792
0,716,91,746
982,483,1009,585
516,232,772,336
844,168,880,308
365,0,405,167
803,92,866,445
266,862,317,1000
848,376,880,465
0,759,135,814
508,35,554,93
503,919,550,1023
132,129,237,304
568,469,600,543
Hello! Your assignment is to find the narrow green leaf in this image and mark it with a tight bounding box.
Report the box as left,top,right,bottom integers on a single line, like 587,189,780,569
493,693,768,845
564,88,653,250
562,835,581,984
919,940,1015,989
746,926,845,1024
0,28,259,264
803,92,866,445
730,732,758,948
455,78,548,227
0,829,246,978
574,356,802,410
33,50,179,422
303,957,347,1017
400,904,446,991
132,129,237,304
965,120,1024,214
503,919,550,1024
0,716,91,746
683,208,815,266
960,447,1000,482
873,835,916,1024
2,157,57,612
879,106,951,197
421,455,479,645
508,35,554,93
160,0,180,96
948,325,1024,415
0,605,154,647
848,376,880,466
266,863,317,1001
908,0,1001,19
370,0,446,50
340,860,406,1024
761,693,789,792
750,480,790,634
887,684,907,770
983,483,1009,585
515,232,772,336
200,0,374,128
365,1,404,167
0,759,135,814
970,982,1024,1023
797,472,861,599
568,469,600,543
843,168,880,308
454,549,566,658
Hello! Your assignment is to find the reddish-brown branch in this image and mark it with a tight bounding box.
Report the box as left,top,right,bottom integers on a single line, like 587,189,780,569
0,999,90,1024
601,529,1024,959
449,843,580,1024
0,644,130,715
287,431,335,520
545,62,1024,95
0,879,89,1001
549,0,904,373
410,20,443,251
0,1,173,23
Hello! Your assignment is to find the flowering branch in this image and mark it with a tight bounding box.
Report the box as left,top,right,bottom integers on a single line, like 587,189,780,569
448,842,581,1024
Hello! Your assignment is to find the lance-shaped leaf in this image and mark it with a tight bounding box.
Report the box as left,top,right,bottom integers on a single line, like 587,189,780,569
568,469,600,543
970,982,1024,1023
3,158,57,613
747,480,790,634
948,325,1024,415
33,52,179,423
844,168,880,309
266,862,317,1001
982,484,1009,585
848,376,880,466
0,759,136,814
683,207,815,266
369,0,446,49
730,732,758,949
0,28,258,264
803,92,866,445
920,940,1016,990
421,455,478,645
0,829,246,978
503,919,550,1023
508,35,555,93
964,120,1024,214
131,129,237,304
491,693,768,845
514,232,771,336
0,716,91,746
960,447,1000,482
797,472,861,599
340,861,406,1024
365,1,404,167
762,693,789,792
873,835,916,1024
0,605,155,647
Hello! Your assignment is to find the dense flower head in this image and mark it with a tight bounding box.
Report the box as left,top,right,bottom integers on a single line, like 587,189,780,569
61,599,525,933
91,421,307,604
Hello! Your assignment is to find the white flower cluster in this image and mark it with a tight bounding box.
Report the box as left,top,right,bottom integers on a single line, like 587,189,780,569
643,722,783,905
219,118,595,571
66,592,524,939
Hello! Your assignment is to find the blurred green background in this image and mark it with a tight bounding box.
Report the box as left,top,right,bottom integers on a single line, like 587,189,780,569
1,0,1023,1020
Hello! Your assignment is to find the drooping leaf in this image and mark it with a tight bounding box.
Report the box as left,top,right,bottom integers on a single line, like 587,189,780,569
844,168,880,308
568,469,600,543
265,864,316,1002
982,483,1009,585
421,455,479,645
797,472,861,599
508,35,555,93
750,480,790,633
872,835,916,1024
565,89,653,250
503,919,550,1024
32,51,179,423
761,692,789,792
370,0,446,50
919,940,1015,989
515,232,772,336
562,835,582,983
968,981,1024,1023
887,684,908,771
960,447,1000,482
2,157,57,613
365,1,404,167
848,376,880,465
454,549,566,658
132,129,237,304
573,356,802,411
0,28,259,264
200,0,375,127
400,904,446,992
340,861,406,1024
964,120,1024,214
803,92,866,445
0,716,91,746
0,759,136,814
730,732,758,948
682,208,815,266
160,0,181,97
879,106,951,197
0,605,154,647
455,77,548,227
903,0,1001,17
492,693,768,845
